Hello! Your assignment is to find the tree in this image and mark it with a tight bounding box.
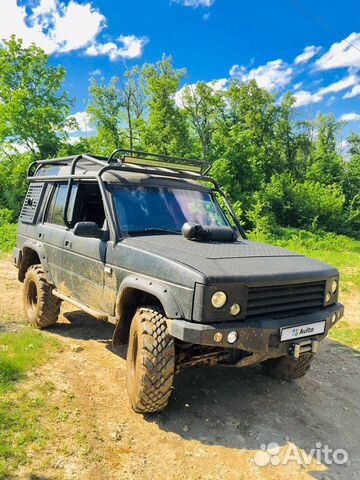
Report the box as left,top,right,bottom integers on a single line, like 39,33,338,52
141,55,192,156
118,67,146,151
181,81,224,161
306,114,344,185
87,77,123,150
0,36,75,158
87,67,146,153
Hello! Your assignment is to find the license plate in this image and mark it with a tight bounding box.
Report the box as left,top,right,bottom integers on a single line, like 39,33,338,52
280,321,326,342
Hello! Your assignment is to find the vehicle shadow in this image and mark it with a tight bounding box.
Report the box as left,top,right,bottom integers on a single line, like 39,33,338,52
49,308,359,479
49,308,115,343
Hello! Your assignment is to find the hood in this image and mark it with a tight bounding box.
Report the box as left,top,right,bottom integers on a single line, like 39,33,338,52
123,235,338,285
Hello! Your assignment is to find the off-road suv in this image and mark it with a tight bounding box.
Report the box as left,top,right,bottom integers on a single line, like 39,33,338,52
13,150,344,412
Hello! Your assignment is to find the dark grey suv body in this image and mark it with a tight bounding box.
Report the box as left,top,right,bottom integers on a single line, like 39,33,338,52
13,151,344,412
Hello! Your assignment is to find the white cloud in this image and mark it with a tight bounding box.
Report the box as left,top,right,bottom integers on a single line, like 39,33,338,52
294,74,358,106
318,74,358,95
172,0,214,7
90,68,102,76
294,45,321,65
315,32,360,70
175,78,227,107
230,59,293,91
293,90,323,107
0,1,148,60
0,0,105,54
339,112,360,122
293,81,303,91
343,84,360,98
85,35,148,60
66,111,94,133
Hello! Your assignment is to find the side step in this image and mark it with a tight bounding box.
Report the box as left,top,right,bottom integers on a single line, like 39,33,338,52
289,339,319,359
52,289,116,324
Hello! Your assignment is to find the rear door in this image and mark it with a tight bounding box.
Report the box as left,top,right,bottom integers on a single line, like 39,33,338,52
40,183,69,287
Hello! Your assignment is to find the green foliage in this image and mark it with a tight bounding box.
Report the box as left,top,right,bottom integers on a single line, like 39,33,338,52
262,173,345,232
0,36,75,158
141,55,193,156
0,40,359,241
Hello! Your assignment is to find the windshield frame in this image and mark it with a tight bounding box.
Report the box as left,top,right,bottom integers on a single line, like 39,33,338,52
108,182,232,238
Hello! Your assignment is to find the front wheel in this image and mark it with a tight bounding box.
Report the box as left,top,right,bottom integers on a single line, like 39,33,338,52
126,306,175,413
261,353,314,380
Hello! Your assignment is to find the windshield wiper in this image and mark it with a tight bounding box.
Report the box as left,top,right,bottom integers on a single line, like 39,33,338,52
130,228,181,236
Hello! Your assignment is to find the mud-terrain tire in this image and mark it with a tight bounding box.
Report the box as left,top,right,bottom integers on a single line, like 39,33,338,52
262,353,314,380
23,264,61,328
126,306,175,413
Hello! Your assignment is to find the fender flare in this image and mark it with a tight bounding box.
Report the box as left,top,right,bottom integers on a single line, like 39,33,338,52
116,275,183,320
112,274,184,346
20,240,54,284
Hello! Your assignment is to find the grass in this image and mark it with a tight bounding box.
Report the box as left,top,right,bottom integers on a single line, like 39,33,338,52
0,328,60,478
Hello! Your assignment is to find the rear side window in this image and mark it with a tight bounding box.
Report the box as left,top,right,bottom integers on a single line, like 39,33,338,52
45,184,77,226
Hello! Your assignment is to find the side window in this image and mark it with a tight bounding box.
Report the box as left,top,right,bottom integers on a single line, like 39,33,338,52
72,183,106,228
45,184,77,226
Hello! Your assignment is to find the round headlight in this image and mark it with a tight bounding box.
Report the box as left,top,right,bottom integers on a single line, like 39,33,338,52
211,291,227,308
326,291,331,303
230,303,241,316
331,279,338,294
227,331,238,344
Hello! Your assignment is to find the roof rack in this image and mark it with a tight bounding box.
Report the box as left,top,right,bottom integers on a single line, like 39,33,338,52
107,149,209,174
26,151,246,240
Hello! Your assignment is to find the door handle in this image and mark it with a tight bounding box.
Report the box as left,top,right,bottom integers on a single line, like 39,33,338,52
64,240,72,249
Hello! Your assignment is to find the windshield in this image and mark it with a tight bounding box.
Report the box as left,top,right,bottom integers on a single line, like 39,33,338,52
111,185,230,235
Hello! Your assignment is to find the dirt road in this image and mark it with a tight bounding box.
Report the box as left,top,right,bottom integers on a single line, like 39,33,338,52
1,258,360,480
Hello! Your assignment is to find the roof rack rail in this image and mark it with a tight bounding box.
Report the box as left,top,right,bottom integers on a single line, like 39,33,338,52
25,151,246,240
107,149,209,174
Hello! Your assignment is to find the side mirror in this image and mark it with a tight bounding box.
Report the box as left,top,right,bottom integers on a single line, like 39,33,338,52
73,221,103,239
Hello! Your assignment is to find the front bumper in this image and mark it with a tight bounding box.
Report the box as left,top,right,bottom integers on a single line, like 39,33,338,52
167,303,344,355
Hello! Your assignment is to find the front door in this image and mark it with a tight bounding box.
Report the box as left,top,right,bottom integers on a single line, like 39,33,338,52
60,182,108,312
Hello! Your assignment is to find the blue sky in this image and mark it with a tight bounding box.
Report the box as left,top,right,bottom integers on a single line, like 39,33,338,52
1,0,360,143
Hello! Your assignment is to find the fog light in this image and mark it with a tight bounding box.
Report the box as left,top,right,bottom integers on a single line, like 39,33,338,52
214,332,223,343
227,331,238,344
326,292,331,303
211,291,227,308
331,279,338,294
230,303,241,316
331,313,337,324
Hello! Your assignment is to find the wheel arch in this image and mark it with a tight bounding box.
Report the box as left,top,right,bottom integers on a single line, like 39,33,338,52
18,241,53,284
112,275,183,346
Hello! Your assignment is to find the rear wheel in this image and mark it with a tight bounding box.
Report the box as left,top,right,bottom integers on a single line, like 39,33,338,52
261,353,314,380
126,306,175,413
23,264,61,328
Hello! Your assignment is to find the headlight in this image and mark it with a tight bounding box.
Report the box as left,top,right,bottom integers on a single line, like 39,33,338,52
326,292,331,303
230,303,241,316
211,291,227,308
331,279,338,294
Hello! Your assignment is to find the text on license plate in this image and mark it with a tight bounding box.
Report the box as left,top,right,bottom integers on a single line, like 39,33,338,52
280,320,326,342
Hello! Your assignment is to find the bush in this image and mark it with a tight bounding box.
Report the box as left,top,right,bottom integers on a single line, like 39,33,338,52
262,173,346,232
0,223,17,253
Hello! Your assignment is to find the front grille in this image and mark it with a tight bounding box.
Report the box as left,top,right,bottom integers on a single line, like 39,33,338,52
247,281,325,319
